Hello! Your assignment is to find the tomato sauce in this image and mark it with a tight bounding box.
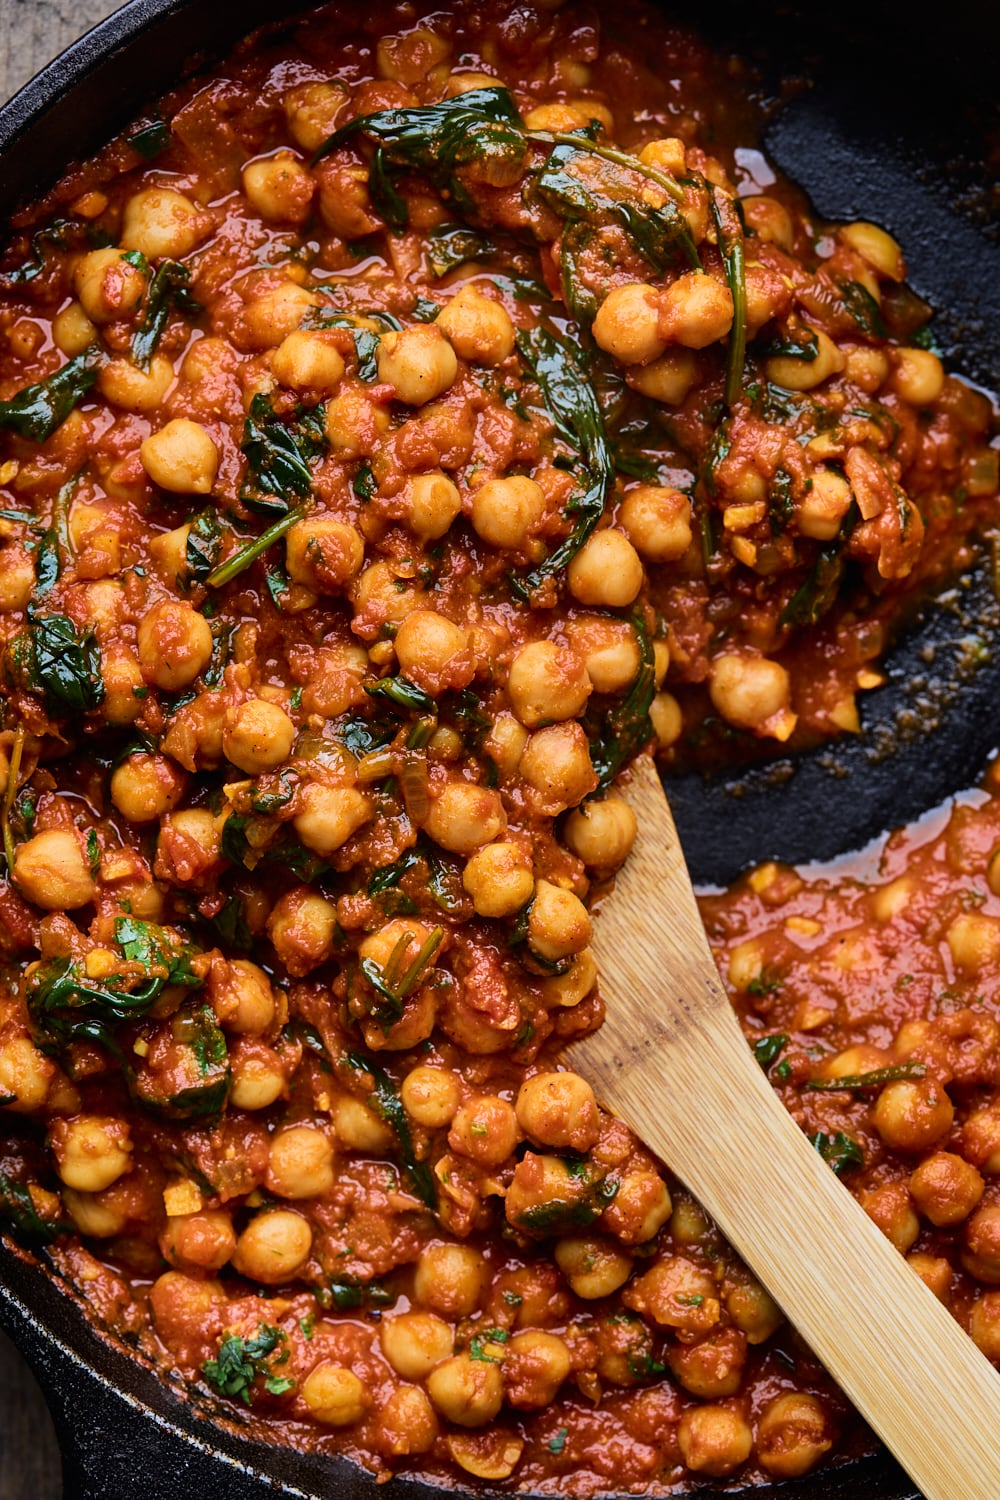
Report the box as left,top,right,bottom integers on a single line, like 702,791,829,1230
0,0,997,1492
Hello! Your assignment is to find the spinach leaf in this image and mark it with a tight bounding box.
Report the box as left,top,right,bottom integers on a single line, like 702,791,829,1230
114,916,202,988
768,468,795,534
345,1050,436,1207
131,259,200,369
365,674,436,716
753,1033,789,1071
535,142,698,320
511,325,614,596
128,119,170,160
321,1275,394,1311
514,1168,617,1235
589,614,656,790
0,1174,69,1243
805,1061,925,1092
131,1004,230,1123
840,280,888,340
427,223,500,277
185,508,225,583
710,188,747,409
15,611,104,715
809,1130,863,1177
1,219,78,286
0,346,103,442
359,926,443,1026
755,330,818,362
240,394,325,516
203,1324,293,1404
779,542,846,630
315,87,527,228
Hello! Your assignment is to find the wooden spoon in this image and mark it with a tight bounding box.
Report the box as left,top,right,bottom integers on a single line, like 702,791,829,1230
574,754,1000,1500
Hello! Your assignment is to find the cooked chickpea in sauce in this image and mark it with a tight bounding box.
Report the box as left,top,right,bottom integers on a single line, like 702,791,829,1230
0,0,997,1493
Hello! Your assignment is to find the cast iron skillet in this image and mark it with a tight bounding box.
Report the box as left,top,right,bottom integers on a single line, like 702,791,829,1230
0,0,997,1494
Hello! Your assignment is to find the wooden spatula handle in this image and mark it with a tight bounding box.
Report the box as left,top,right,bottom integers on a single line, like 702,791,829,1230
585,757,1000,1500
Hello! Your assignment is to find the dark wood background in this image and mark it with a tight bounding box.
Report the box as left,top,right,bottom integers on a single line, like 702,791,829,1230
0,8,128,1494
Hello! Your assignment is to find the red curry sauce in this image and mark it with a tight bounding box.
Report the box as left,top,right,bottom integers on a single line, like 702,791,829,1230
0,0,997,1492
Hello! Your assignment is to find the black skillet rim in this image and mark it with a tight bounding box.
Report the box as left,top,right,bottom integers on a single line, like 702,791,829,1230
1,0,997,1493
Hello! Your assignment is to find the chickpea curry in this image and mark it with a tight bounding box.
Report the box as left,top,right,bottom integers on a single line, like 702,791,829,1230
0,0,998,1492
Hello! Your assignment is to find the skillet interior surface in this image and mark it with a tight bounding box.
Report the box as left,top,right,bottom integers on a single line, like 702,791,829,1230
0,0,997,1494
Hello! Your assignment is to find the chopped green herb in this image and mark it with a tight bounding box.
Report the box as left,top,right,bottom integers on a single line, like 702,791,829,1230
752,1033,789,1070
206,504,307,589
131,259,199,369
427,223,500,277
365,674,436,716
548,1428,568,1455
805,1061,926,1092
128,119,170,159
203,1324,291,1405
840,280,888,340
0,1174,68,1243
809,1130,864,1176
353,462,377,501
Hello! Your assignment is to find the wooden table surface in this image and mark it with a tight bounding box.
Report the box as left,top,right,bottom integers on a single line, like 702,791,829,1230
0,8,134,1494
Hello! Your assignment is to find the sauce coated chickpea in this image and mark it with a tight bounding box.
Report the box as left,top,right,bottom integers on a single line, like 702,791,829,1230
413,1242,488,1317
72,248,146,324
265,1125,335,1199
507,640,591,727
223,698,296,774
592,282,666,365
427,1352,503,1427
232,1208,312,1283
137,599,214,691
377,324,457,404
567,528,644,607
401,1065,462,1127
121,187,209,259
516,1071,600,1151
14,828,96,910
620,485,693,561
380,1311,455,1378
301,1363,368,1425
436,284,515,365
462,841,534,917
564,795,637,869
424,781,505,854
471,475,546,551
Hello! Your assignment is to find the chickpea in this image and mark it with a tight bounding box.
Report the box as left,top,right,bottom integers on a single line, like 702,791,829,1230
72,248,146,324
516,1071,600,1151
377,325,457,405
963,1203,1000,1282
50,1115,132,1192
891,347,945,406
507,640,591,727
449,1094,519,1167
566,528,643,608
668,1326,747,1398
141,418,218,495
907,1251,952,1301
908,1151,985,1226
757,1392,833,1479
639,135,686,174
436,284,515,365
462,841,534,919
266,1125,335,1199
394,610,472,694
232,1208,312,1283
121,187,208,259
627,348,698,405
503,1329,571,1408
52,302,98,357
519,722,597,812
969,1291,1000,1363
267,888,339,977
592,283,666,365
709,652,793,735
14,827,96,909
272,330,345,392
285,517,365,593
63,1188,128,1239
726,1275,783,1343
964,1103,1000,1174
872,1077,955,1151
284,80,347,153
294,784,372,855
471,475,546,551
379,1311,454,1380
425,781,505,855
0,545,35,611
658,271,733,349
742,194,794,249
564,796,637,870
402,471,462,540
0,1035,55,1112
603,1171,673,1245
839,220,905,281
377,1385,439,1456
223,699,296,775
413,1242,488,1317
111,753,187,823
208,957,281,1036
798,468,852,541
301,1363,368,1426
619,485,692,562
158,808,223,883
483,713,528,778
554,1234,633,1299
541,947,598,1008
650,690,683,749
230,1049,286,1110
242,151,315,223
401,1065,461,1127
523,102,592,132
324,386,390,456
859,1182,920,1254
98,352,174,412
676,1405,753,1477
766,328,845,391
137,599,213,690
245,283,319,348
528,880,592,962
160,1210,236,1273
844,343,890,392
427,1352,503,1427
330,1092,393,1151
